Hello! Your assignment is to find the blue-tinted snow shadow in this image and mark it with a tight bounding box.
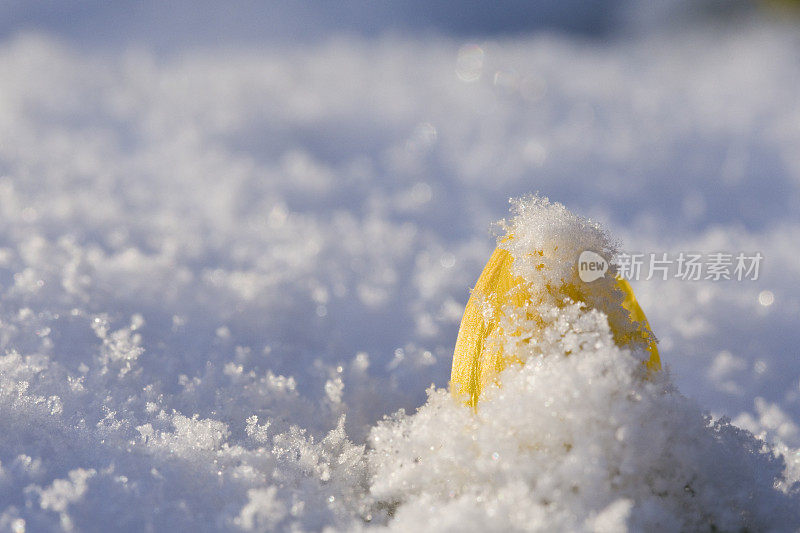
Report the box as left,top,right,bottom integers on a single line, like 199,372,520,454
1,0,620,52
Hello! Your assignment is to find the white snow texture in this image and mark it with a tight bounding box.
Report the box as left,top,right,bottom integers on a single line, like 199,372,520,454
1,2,800,531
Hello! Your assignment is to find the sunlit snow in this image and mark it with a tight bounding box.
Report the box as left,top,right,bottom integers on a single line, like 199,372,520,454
1,3,800,531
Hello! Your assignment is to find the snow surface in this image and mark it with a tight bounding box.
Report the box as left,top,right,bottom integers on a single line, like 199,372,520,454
1,3,800,531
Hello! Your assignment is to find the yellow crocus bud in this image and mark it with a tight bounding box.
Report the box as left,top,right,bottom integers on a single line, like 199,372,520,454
451,239,660,408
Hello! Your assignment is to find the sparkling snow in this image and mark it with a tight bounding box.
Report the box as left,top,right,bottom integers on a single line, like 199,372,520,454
1,3,800,531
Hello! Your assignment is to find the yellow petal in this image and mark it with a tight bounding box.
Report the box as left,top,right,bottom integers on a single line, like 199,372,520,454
450,245,660,407
617,276,661,372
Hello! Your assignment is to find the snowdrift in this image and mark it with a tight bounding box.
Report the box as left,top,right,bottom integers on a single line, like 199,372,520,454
367,197,800,531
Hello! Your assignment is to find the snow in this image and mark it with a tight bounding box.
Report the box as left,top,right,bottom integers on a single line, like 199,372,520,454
1,3,800,531
369,198,798,530
369,310,797,531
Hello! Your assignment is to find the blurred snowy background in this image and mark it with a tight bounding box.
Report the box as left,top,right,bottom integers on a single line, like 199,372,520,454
1,0,800,530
